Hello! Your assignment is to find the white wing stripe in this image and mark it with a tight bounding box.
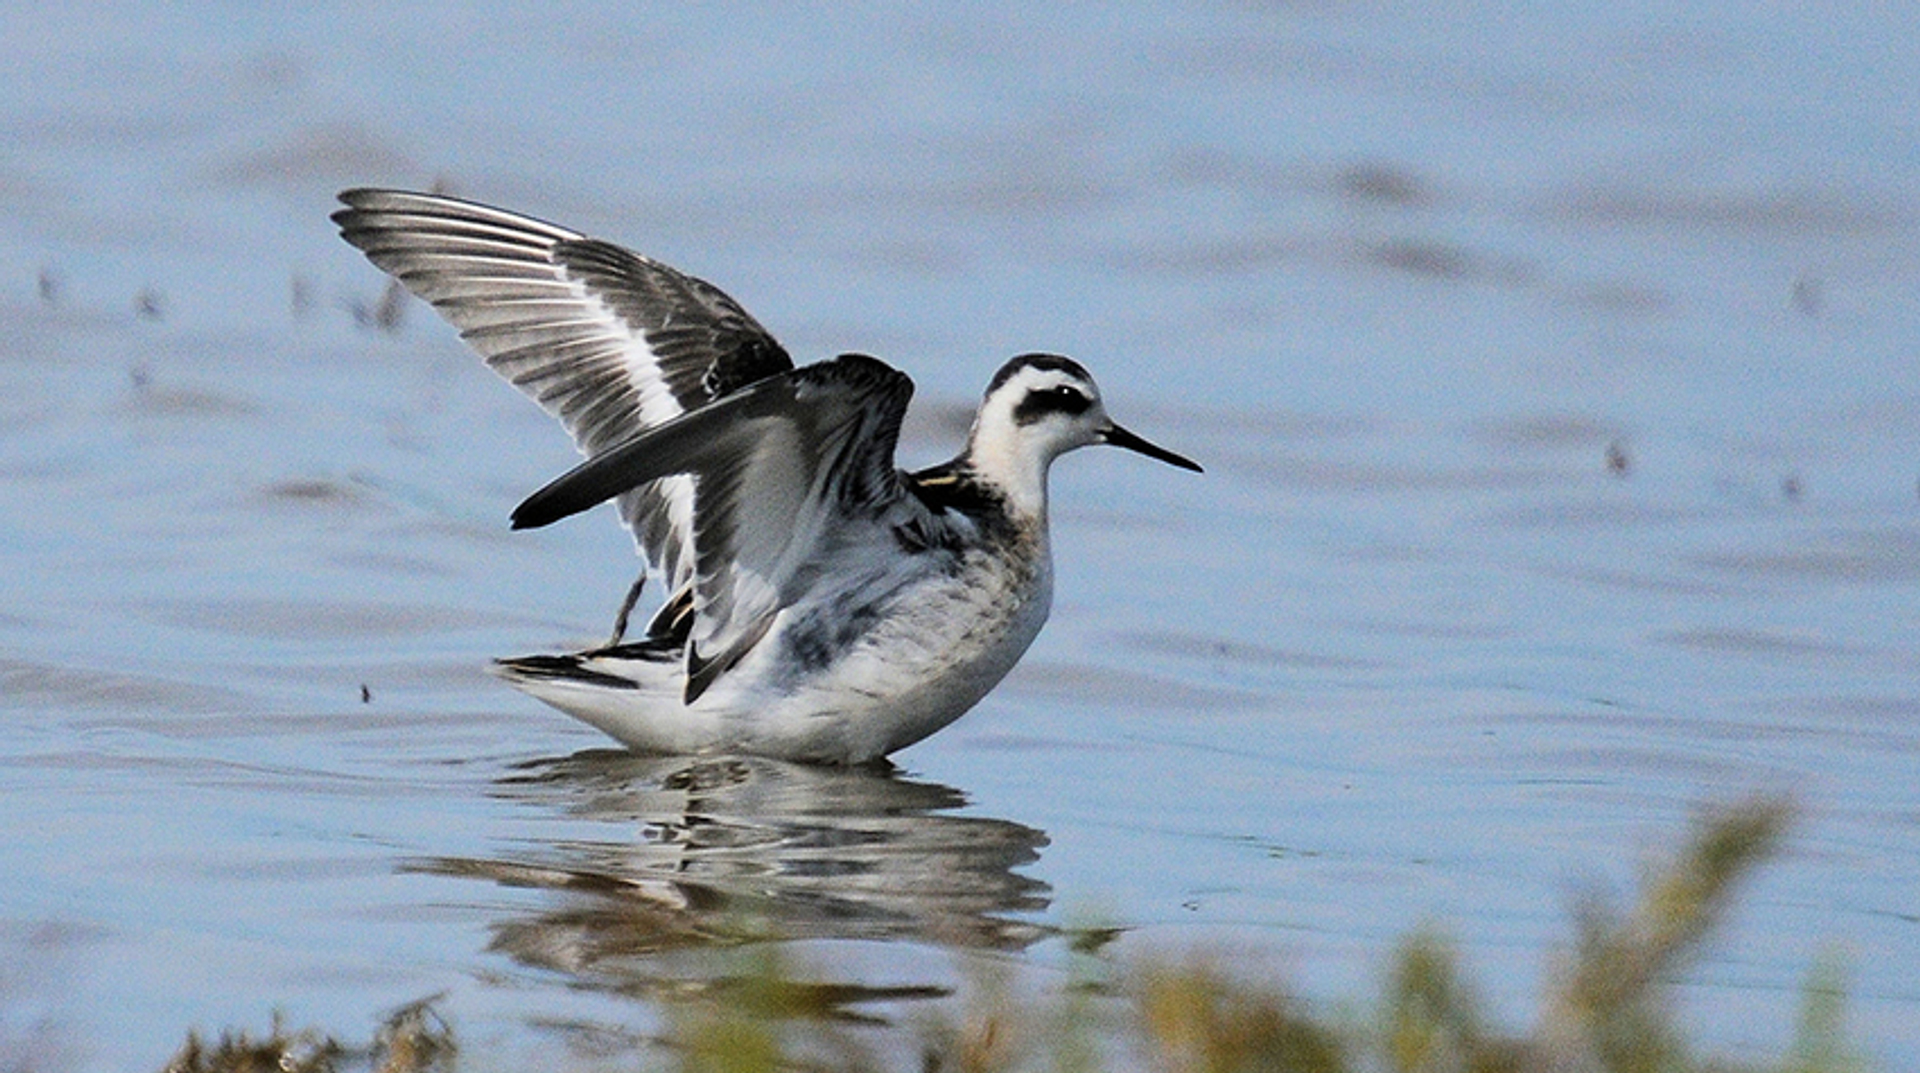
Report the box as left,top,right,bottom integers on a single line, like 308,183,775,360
336,187,800,628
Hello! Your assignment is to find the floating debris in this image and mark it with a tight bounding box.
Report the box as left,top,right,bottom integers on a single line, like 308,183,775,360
346,277,408,333
1790,275,1823,317
373,277,406,331
291,273,315,318
37,266,62,305
1336,162,1432,207
1605,440,1631,477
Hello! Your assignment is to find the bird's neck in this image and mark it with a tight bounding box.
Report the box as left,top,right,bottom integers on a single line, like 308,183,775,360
960,440,1051,525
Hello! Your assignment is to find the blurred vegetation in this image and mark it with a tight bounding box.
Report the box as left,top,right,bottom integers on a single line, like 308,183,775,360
163,998,453,1073
162,795,1871,1073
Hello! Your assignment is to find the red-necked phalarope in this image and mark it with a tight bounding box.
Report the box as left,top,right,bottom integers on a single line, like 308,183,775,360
334,189,1200,763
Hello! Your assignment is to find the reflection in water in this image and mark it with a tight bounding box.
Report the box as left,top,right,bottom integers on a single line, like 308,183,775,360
413,753,1050,1015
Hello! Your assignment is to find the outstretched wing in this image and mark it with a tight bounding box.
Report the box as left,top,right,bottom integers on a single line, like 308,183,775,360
514,354,918,703
332,188,792,591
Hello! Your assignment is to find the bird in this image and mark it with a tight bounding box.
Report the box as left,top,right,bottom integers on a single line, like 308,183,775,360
333,189,1200,763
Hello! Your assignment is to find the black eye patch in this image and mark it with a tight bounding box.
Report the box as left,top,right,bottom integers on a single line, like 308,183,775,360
1013,384,1093,425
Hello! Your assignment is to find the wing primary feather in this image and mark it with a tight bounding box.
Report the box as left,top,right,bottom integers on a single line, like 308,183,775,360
339,194,940,706
509,389,763,529
336,188,800,580
509,354,913,531
682,613,777,704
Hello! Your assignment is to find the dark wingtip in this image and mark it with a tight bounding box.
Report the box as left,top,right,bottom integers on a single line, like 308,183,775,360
509,476,584,529
509,497,562,531
682,645,718,705
509,444,649,531
331,186,379,219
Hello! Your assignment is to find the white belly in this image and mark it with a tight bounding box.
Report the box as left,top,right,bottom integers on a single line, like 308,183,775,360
503,544,1054,763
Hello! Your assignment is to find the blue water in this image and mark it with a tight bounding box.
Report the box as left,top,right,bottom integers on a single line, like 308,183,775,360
3,3,1917,1068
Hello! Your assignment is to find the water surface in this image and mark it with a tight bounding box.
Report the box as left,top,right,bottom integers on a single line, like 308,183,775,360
3,3,1918,1068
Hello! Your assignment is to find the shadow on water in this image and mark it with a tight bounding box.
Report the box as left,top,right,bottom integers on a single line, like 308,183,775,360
409,752,1051,1014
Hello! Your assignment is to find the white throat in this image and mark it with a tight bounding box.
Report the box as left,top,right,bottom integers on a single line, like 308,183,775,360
964,429,1055,522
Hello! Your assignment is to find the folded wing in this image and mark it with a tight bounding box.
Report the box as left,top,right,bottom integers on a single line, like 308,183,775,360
513,354,919,702
332,188,793,591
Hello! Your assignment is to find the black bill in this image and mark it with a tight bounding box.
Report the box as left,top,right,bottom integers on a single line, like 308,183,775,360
1101,424,1203,473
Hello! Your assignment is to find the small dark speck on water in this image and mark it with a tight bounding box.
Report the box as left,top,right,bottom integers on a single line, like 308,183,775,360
1066,926,1125,956
36,266,61,305
135,287,165,321
1781,474,1803,502
1790,275,1823,317
360,684,372,704
129,364,152,391
290,274,314,318
375,278,406,332
1605,440,1631,477
1337,162,1432,207
346,279,408,334
1369,238,1474,280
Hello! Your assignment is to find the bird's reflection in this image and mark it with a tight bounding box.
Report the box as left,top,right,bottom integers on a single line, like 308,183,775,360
412,752,1051,1014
